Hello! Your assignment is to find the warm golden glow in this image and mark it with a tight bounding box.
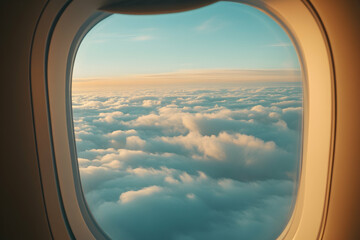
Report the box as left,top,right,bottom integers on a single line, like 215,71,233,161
73,69,301,91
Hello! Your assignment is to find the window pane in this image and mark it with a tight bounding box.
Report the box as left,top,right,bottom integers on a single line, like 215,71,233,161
72,2,302,240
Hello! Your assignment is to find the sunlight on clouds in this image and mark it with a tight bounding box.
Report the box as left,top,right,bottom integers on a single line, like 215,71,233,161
72,69,301,91
106,129,137,137
73,84,302,240
126,136,146,149
180,172,194,183
142,99,161,107
160,131,276,161
186,193,196,199
80,165,111,175
119,185,163,204
95,111,127,123
126,167,174,177
165,176,180,184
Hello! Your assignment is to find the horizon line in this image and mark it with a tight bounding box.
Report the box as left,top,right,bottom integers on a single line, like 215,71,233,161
72,68,302,90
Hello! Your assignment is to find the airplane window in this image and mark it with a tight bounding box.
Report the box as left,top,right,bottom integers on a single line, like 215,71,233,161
72,2,303,239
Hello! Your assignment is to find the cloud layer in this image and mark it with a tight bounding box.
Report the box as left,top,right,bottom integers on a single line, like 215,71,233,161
73,83,303,240
73,69,301,91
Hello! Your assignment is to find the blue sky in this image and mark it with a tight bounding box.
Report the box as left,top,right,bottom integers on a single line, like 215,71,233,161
73,1,300,79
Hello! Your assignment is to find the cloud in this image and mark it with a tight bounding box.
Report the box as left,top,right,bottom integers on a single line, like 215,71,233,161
126,136,146,149
267,42,293,47
126,166,174,177
142,99,161,107
95,111,127,123
165,176,180,184
119,185,163,203
179,172,194,183
84,32,156,43
72,84,303,240
271,100,301,106
72,69,301,90
160,131,276,161
87,178,294,240
132,35,153,41
196,17,224,32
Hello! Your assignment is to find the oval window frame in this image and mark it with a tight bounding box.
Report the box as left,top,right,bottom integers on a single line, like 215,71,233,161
30,0,335,239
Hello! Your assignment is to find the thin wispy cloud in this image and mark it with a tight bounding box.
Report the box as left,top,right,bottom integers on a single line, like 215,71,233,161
196,17,224,32
87,33,137,43
141,27,158,32
132,35,154,41
267,42,293,47
87,32,155,43
72,69,301,91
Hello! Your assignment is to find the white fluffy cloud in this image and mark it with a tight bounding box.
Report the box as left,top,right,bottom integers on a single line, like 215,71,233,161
73,84,303,240
119,185,163,203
